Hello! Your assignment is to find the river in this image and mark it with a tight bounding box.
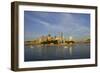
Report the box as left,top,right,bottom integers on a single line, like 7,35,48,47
24,43,90,61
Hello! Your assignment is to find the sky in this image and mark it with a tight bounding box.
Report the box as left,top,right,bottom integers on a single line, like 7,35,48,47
24,11,90,41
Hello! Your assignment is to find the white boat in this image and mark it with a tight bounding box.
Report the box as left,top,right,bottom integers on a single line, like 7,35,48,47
64,46,68,48
30,45,34,48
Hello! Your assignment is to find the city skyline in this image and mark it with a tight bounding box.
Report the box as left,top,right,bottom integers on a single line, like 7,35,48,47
24,11,90,41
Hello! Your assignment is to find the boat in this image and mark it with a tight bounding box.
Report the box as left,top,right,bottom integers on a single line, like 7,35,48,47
64,46,68,48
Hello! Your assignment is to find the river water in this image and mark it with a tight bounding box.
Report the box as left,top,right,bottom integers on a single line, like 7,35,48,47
24,43,90,61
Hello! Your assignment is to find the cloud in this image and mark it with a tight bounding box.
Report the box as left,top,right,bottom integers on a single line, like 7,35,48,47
24,11,90,40
36,13,90,37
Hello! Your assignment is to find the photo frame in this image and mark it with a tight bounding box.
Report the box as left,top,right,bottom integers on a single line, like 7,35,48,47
11,1,97,71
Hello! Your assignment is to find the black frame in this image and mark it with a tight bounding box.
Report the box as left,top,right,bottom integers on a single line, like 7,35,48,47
11,1,98,71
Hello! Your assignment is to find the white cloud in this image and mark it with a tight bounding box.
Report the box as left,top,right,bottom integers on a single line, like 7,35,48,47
25,12,90,40
38,13,90,37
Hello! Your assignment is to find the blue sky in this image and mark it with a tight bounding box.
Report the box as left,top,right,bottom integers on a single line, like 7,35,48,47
24,11,90,41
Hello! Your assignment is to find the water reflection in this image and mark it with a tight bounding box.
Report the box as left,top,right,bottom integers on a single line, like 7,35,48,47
24,44,90,61
69,46,72,55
